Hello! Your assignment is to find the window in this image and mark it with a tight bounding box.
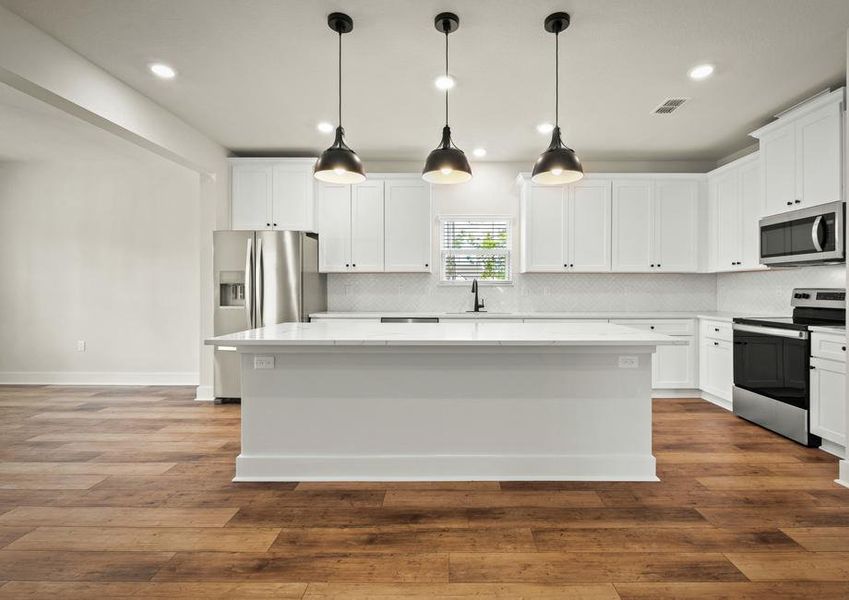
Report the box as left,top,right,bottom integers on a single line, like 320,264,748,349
440,218,512,284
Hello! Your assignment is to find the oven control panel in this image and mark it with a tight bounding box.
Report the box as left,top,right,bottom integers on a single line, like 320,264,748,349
791,288,846,309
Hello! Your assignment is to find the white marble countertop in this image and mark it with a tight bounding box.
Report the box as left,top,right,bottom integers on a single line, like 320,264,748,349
206,320,685,347
309,310,741,322
809,324,846,335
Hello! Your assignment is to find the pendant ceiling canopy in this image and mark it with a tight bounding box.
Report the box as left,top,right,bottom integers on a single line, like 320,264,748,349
422,12,472,185
314,12,366,184
531,12,584,185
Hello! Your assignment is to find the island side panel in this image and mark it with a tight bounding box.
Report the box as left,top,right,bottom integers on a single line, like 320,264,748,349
237,345,656,481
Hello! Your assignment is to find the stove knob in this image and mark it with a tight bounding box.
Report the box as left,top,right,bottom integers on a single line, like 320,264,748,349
801,293,810,299
794,293,802,299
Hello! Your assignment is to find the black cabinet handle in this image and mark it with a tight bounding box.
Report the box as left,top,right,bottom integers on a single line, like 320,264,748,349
570,264,574,267
810,365,816,370
786,202,793,206
714,328,719,332
352,263,356,267
657,264,661,268
345,263,349,267
650,264,655,268
266,222,271,227
842,346,846,351
564,264,568,267
273,223,277,227
650,326,655,330
795,199,801,204
714,341,719,346
425,263,429,267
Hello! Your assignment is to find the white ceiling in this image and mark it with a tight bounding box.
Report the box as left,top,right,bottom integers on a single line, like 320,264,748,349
3,0,848,164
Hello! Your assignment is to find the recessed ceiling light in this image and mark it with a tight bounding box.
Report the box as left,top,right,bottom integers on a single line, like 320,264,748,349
149,63,177,79
536,122,555,134
688,63,715,80
434,74,456,90
316,121,334,133
472,147,486,158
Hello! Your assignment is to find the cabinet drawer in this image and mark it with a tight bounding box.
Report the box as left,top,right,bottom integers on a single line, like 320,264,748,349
700,320,733,342
811,331,847,362
611,319,694,336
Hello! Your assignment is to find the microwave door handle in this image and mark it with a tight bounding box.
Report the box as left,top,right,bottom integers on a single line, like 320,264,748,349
244,237,253,329
811,216,824,252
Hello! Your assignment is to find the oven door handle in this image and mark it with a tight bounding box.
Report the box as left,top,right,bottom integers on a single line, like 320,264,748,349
811,215,824,252
733,323,809,340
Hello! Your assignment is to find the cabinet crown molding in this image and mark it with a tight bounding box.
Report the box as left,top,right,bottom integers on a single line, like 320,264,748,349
749,87,845,140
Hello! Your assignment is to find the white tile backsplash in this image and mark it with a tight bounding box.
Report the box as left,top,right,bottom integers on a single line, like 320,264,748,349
328,273,718,313
716,265,846,316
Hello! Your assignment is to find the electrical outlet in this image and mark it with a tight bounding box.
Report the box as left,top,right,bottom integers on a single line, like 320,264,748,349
618,356,639,369
253,355,275,370
76,340,86,352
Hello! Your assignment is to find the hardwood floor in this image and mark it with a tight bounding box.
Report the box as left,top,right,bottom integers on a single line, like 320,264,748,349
0,386,847,598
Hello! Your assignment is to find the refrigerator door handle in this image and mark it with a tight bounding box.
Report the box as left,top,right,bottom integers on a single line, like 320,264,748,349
244,237,254,329
255,237,264,327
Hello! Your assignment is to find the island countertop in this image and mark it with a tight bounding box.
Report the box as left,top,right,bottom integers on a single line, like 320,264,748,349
206,320,684,347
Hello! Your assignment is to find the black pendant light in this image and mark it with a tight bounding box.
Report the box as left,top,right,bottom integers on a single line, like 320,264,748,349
531,12,583,185
314,12,366,184
422,12,472,184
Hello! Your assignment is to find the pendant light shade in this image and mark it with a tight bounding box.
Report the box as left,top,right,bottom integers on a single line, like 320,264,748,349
531,12,583,185
315,13,366,184
422,12,472,185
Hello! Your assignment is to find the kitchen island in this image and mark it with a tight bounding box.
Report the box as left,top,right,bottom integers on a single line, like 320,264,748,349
206,320,682,482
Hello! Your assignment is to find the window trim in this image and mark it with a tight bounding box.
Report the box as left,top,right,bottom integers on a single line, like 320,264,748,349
438,215,513,286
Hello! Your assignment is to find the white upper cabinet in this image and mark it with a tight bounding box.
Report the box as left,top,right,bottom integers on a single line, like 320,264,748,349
654,179,699,272
231,163,272,230
611,177,700,272
384,179,432,272
707,153,763,272
570,180,612,271
231,158,316,231
519,177,611,273
317,183,352,272
750,88,844,216
350,181,384,272
317,175,432,274
611,180,654,272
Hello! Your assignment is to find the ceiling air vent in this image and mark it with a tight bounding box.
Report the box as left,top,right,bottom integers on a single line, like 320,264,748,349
652,97,690,115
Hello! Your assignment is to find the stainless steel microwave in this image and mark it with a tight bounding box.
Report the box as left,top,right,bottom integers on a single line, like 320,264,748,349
759,201,845,266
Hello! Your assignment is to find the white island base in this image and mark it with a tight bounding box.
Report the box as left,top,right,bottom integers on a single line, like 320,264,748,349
213,322,676,482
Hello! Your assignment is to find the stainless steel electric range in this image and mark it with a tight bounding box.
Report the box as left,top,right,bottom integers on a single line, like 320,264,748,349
732,288,846,446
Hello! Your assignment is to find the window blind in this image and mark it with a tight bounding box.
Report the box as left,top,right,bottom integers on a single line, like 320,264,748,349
440,219,511,283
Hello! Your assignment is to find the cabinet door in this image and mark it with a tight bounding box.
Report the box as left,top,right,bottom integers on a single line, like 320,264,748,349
569,180,611,272
612,180,654,271
711,171,742,271
350,181,384,272
739,159,762,269
701,339,733,401
652,338,696,389
796,102,843,207
384,180,432,272
654,179,699,272
317,184,351,272
810,357,846,445
523,185,566,271
232,164,272,230
760,126,797,215
271,163,315,231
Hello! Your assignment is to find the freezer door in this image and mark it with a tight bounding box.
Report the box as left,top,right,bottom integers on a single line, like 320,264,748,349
213,230,256,399
256,230,302,326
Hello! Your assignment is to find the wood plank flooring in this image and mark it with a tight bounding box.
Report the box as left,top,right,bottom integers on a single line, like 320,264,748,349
0,385,847,598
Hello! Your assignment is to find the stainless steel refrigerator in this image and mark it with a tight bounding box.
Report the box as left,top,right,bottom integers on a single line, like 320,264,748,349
213,230,326,399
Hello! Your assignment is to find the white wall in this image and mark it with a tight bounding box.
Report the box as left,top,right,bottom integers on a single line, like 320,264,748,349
716,265,847,316
0,157,200,384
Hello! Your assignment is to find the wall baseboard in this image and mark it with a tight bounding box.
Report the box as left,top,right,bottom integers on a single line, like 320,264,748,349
0,371,199,386
652,389,701,399
195,384,214,402
838,460,849,489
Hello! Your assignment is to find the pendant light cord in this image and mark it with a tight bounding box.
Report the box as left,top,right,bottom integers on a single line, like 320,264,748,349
554,30,559,127
444,29,449,127
338,30,342,127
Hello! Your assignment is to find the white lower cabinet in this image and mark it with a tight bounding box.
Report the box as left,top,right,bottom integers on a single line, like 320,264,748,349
810,331,846,448
611,319,696,389
698,319,734,405
810,357,846,447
